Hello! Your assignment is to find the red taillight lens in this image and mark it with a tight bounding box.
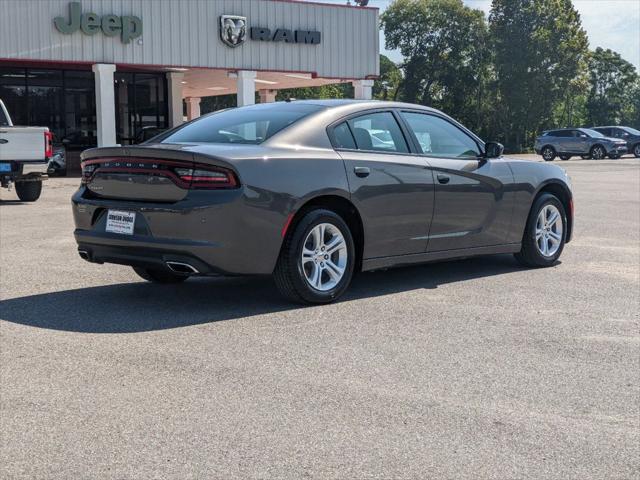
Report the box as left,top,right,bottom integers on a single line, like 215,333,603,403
174,165,238,189
79,158,239,190
44,131,53,159
80,163,96,184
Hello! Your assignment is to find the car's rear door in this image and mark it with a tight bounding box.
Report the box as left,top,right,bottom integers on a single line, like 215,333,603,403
332,110,435,259
398,110,514,252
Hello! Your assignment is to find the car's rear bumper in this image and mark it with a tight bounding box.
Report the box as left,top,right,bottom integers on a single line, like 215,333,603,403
71,186,285,275
75,230,225,275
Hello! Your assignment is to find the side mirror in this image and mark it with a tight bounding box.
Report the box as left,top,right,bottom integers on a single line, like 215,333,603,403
484,141,504,159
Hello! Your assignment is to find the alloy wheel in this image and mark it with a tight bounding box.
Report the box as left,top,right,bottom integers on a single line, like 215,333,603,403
535,205,563,257
634,144,640,157
591,146,605,160
301,223,348,291
542,147,554,161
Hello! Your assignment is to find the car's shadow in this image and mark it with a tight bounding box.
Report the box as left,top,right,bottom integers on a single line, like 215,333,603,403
0,255,526,333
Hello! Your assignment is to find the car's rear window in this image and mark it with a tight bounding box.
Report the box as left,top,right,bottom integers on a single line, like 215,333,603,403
158,103,324,145
0,106,8,126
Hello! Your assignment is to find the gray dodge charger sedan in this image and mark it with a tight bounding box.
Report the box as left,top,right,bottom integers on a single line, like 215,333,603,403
73,100,573,304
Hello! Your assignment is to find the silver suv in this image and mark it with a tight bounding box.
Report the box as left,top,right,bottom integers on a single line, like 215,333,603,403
534,128,628,161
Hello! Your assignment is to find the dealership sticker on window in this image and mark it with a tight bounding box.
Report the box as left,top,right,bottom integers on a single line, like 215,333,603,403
106,210,136,235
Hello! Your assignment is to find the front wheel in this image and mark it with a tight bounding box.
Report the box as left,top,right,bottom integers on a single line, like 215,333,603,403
541,146,556,161
514,193,567,268
15,180,42,202
274,209,355,304
133,266,188,284
590,145,606,160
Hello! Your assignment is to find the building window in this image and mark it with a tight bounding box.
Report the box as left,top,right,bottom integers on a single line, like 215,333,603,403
0,67,95,150
115,72,168,145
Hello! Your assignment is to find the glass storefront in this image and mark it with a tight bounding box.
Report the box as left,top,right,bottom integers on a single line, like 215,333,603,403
0,67,95,150
115,72,168,145
0,67,168,150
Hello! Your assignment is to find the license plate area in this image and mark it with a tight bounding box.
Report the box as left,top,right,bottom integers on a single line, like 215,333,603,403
0,162,12,172
106,210,136,235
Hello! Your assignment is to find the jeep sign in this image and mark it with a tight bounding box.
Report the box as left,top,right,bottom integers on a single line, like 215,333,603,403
54,2,143,44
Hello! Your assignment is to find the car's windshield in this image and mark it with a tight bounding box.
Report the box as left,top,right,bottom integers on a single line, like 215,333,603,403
622,126,640,135
582,128,604,138
158,103,324,145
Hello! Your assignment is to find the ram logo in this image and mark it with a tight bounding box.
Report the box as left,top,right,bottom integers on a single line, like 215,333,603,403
220,15,247,47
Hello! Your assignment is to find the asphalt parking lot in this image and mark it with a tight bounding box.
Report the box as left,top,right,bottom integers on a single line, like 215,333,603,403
1,156,639,479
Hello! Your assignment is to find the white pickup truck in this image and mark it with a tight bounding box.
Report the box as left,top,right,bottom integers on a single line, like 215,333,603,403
0,99,52,202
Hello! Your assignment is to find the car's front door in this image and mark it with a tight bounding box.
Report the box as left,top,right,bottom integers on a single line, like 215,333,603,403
570,130,589,153
332,111,435,259
398,111,515,252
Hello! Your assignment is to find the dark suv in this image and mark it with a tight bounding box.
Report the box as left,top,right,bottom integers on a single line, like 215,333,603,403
534,128,628,161
591,126,640,158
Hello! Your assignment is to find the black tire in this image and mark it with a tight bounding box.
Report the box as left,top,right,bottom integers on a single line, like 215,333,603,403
274,208,355,304
15,180,42,202
633,144,640,158
590,144,606,160
559,155,570,161
580,154,590,159
541,146,556,161
514,193,567,268
133,266,188,284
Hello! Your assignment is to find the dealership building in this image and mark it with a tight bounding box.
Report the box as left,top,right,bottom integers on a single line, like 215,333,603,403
0,0,379,169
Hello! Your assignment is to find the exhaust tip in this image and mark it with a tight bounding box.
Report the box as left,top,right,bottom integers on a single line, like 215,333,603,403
78,250,90,261
166,261,199,275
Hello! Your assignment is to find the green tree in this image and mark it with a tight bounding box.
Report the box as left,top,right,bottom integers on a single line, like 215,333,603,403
381,0,490,130
586,47,639,126
373,54,403,100
275,83,352,101
490,0,589,151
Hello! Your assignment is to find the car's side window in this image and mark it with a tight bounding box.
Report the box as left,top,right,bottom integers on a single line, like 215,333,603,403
346,112,409,153
400,111,480,158
332,122,357,149
555,130,571,138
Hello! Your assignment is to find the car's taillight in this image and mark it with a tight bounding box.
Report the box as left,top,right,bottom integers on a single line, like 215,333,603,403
79,158,239,190
81,163,96,184
44,131,53,159
174,165,238,189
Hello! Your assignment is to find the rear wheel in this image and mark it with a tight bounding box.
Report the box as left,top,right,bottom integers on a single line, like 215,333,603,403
633,144,640,158
590,144,606,160
274,209,355,304
133,266,188,284
15,180,42,202
514,193,567,268
541,146,556,161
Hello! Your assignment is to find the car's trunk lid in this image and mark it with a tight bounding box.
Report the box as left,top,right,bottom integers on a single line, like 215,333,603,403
81,145,234,202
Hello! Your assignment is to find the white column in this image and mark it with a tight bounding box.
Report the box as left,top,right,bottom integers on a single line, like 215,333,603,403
92,64,117,147
352,79,374,100
259,89,277,103
186,97,201,121
166,72,185,128
236,70,256,106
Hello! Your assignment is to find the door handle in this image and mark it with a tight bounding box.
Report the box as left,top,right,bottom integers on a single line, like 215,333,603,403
437,174,450,184
354,166,370,178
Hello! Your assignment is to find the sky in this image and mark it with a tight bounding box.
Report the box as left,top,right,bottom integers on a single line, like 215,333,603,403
313,0,640,70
